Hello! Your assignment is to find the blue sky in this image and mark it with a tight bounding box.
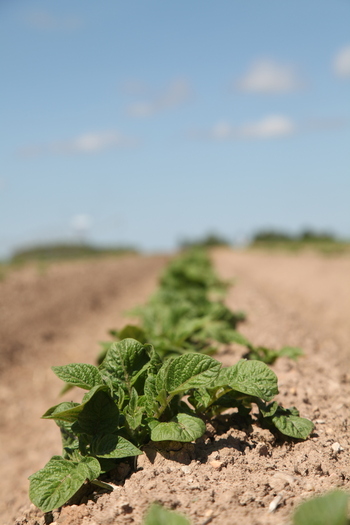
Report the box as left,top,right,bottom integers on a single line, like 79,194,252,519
1,0,349,257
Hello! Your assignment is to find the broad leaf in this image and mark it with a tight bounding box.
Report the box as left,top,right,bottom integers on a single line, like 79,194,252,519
42,402,82,423
118,325,147,343
79,456,101,479
99,338,151,392
124,388,144,430
52,363,104,390
279,346,303,360
151,413,205,442
144,503,191,525
144,374,159,416
42,386,108,423
155,358,173,394
92,434,142,458
72,390,119,436
188,387,212,411
258,401,279,418
162,354,221,395
29,456,101,513
272,413,314,440
53,405,80,455
293,490,348,525
220,360,278,401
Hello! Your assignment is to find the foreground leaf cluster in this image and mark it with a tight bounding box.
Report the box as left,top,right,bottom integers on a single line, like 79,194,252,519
30,338,313,512
29,249,312,513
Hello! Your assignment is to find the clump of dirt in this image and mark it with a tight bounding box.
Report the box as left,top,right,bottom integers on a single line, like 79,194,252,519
4,250,350,525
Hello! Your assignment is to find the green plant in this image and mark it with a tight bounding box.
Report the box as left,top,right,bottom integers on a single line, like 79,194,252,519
243,344,303,365
293,490,349,525
29,338,313,513
158,248,230,298
143,503,191,525
99,249,301,367
98,249,246,361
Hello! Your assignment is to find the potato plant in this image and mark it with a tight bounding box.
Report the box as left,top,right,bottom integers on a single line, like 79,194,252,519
29,249,312,513
99,249,300,362
29,338,313,512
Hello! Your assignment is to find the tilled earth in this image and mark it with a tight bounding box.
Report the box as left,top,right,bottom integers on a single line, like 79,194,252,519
2,250,350,525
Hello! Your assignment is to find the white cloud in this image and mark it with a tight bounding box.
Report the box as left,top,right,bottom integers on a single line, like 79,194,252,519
236,59,303,93
204,115,295,141
127,78,192,117
59,131,128,153
196,114,348,142
333,45,350,78
25,10,82,31
240,115,295,138
19,130,137,157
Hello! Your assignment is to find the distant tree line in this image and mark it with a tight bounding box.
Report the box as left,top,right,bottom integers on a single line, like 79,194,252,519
10,243,138,264
179,233,230,249
251,229,338,244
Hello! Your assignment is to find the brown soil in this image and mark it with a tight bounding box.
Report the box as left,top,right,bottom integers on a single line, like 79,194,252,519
2,250,350,525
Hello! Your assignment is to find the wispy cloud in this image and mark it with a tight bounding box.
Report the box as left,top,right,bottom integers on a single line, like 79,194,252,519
25,10,82,31
333,45,350,78
195,114,348,142
126,78,192,117
235,59,304,93
205,115,295,140
19,130,138,157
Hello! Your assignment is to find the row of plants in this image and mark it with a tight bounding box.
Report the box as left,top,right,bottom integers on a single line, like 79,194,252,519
99,249,302,364
29,249,313,515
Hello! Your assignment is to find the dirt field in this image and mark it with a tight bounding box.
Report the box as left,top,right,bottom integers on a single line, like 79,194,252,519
2,250,350,525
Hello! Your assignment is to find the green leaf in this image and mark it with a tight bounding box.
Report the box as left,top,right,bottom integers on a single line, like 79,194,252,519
92,434,143,458
42,386,108,423
72,390,119,436
52,404,80,456
124,388,144,430
162,354,221,395
188,387,213,412
293,490,349,525
150,413,205,442
155,358,173,394
279,346,303,360
118,325,148,343
80,456,101,479
272,413,314,440
144,374,159,416
81,384,110,403
52,363,104,390
99,338,151,392
144,503,191,525
29,456,101,513
42,402,82,423
220,360,278,401
258,401,279,418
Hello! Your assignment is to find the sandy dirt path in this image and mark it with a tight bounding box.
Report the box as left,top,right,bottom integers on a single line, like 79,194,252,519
3,250,350,525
